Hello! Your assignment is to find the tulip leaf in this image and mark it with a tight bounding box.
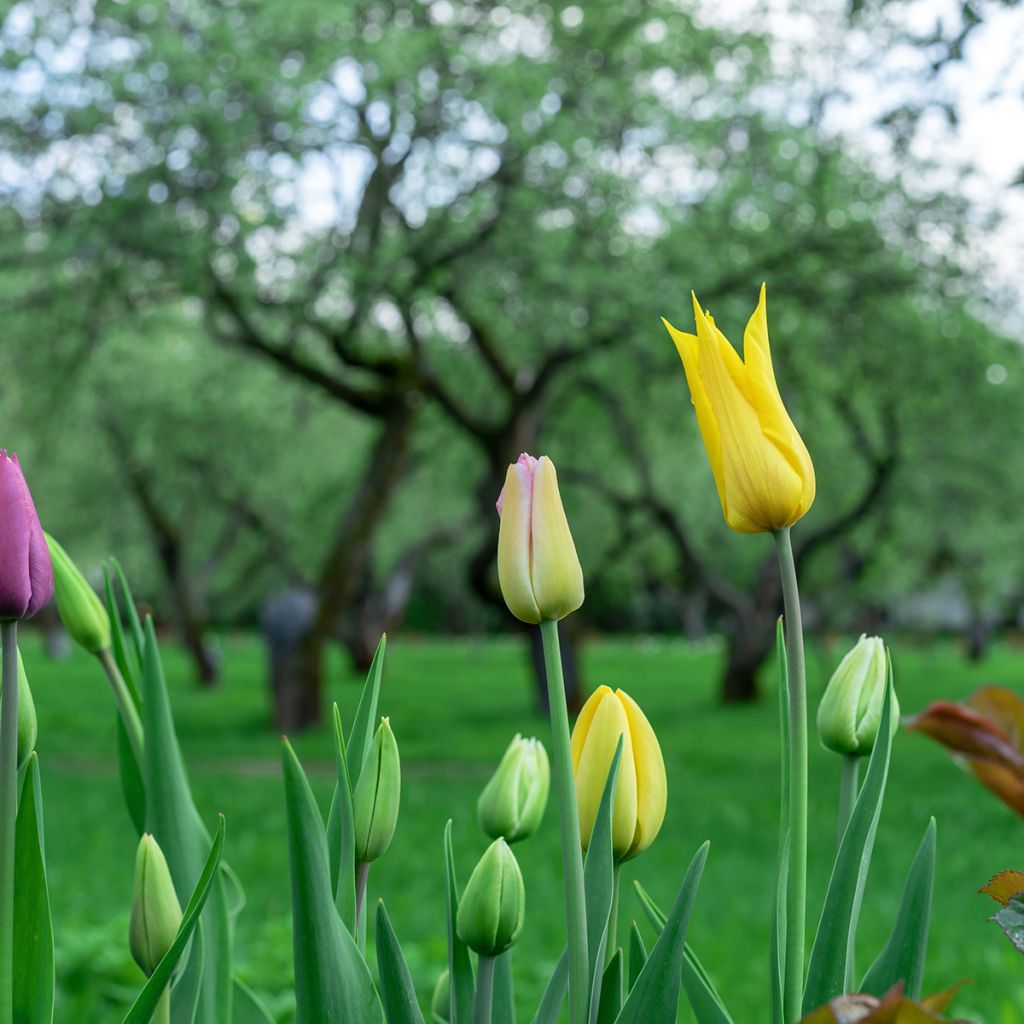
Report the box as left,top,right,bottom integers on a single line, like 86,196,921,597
112,557,147,678
141,617,232,1024
232,978,276,1024
327,703,357,931
348,635,386,786
116,715,146,835
171,924,205,1024
860,818,936,1000
493,951,516,1024
121,817,226,1024
375,901,426,1024
443,820,475,1024
13,754,53,1024
103,565,141,705
282,738,384,1024
584,738,623,1001
596,950,623,1024
613,841,709,1024
529,952,567,1024
627,924,647,992
771,616,790,1024
632,881,733,1024
803,672,896,1014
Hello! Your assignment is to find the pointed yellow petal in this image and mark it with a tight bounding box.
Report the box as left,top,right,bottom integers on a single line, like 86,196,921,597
572,684,613,771
496,462,541,623
530,457,584,621
616,689,667,859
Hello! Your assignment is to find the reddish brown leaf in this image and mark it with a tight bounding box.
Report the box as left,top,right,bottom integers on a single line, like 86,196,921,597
979,870,1024,906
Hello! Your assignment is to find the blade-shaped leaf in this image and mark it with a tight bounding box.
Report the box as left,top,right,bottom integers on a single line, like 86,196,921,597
112,557,146,676
803,674,896,1013
613,842,709,1024
121,818,226,1024
327,703,357,931
627,924,646,992
529,953,567,1024
13,754,53,1024
141,617,232,1024
116,715,146,835
348,635,386,784
376,901,426,1024
103,566,141,705
443,820,475,1024
233,978,276,1024
595,950,623,1024
282,739,383,1024
860,818,936,1000
493,951,516,1024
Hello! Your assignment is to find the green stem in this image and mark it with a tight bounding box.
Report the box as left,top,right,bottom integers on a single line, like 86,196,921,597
774,529,807,1024
355,861,371,953
539,619,589,1024
474,955,495,1024
607,864,621,966
154,988,171,1024
0,621,18,1024
98,647,145,766
837,755,859,846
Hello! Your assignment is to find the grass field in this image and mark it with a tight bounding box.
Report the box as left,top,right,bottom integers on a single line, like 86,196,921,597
21,630,1024,1022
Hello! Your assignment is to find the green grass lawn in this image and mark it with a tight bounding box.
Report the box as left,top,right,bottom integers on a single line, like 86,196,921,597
21,630,1024,1022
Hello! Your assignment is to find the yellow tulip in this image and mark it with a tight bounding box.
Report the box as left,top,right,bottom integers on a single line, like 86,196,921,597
662,285,815,534
571,685,667,861
496,453,584,624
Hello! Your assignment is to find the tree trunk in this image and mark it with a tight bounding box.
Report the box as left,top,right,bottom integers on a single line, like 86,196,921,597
720,610,776,704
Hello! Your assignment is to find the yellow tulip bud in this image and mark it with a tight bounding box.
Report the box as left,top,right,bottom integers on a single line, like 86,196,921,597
571,685,667,861
129,834,183,977
496,453,584,624
45,532,111,655
662,285,815,534
817,635,898,757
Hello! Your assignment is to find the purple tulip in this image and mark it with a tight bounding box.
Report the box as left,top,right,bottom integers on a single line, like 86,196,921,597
0,451,53,620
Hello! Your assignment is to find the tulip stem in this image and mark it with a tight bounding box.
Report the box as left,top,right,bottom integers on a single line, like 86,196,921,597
98,647,145,767
837,754,859,846
475,954,495,1024
539,619,589,1024
0,621,18,1024
355,861,371,952
774,528,807,1024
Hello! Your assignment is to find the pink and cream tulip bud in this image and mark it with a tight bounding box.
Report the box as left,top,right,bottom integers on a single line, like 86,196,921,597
496,453,584,624
0,451,53,620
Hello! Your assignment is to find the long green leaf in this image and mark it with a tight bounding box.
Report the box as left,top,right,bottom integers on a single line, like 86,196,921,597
632,881,733,1024
493,952,516,1024
13,755,53,1024
141,617,232,1024
282,739,383,1024
595,950,623,1024
613,842,709,1024
233,979,276,1024
802,674,895,1013
443,820,475,1024
103,566,141,705
327,703,357,930
376,901,426,1024
116,715,146,835
627,924,646,993
771,617,789,1024
348,636,387,784
112,557,146,675
529,953,567,1024
859,817,936,1000
121,818,226,1024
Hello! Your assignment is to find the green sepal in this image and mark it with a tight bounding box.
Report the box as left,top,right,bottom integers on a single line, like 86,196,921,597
13,754,54,1024
121,817,226,1024
613,842,709,1024
802,669,896,1013
376,900,426,1024
860,818,936,1000
443,820,475,1024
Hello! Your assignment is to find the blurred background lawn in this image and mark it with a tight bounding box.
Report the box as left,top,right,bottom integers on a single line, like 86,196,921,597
26,631,1024,1023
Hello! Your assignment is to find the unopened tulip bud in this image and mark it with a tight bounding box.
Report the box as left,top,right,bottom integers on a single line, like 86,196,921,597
817,635,898,757
0,649,38,768
456,838,525,957
496,453,584,624
353,717,401,863
0,451,53,621
45,533,110,655
571,685,667,861
129,834,183,977
478,734,549,843
430,969,451,1023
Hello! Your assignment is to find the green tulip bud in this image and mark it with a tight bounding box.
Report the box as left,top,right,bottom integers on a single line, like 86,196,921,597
353,717,401,863
477,734,549,843
45,533,111,655
456,838,525,957
430,969,450,1024
129,834,183,977
0,648,38,769
817,635,898,757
